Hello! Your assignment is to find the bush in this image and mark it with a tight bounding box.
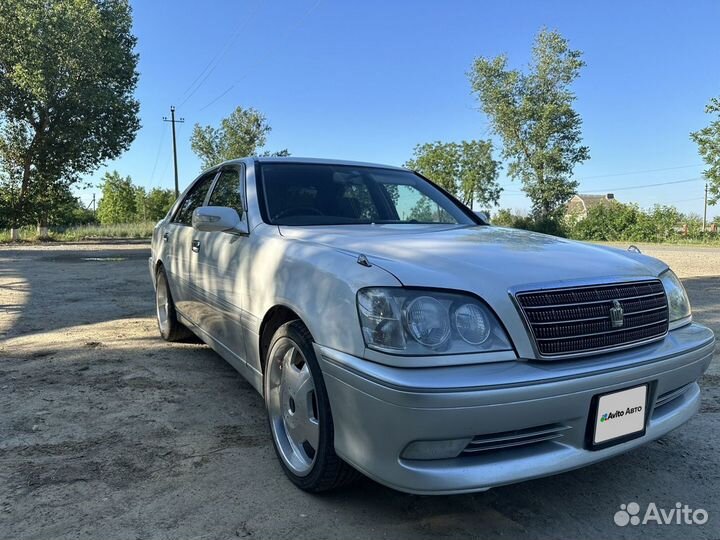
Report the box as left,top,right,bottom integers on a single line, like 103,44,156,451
568,202,700,242
492,209,567,236
569,203,642,241
492,203,719,243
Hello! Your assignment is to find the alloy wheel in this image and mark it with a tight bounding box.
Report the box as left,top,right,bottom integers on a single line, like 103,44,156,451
266,337,320,476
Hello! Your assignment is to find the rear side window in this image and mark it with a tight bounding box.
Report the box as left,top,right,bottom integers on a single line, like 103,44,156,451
172,171,216,225
207,167,243,216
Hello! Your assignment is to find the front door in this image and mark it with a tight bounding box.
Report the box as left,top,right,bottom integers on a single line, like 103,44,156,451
197,165,250,371
164,170,217,323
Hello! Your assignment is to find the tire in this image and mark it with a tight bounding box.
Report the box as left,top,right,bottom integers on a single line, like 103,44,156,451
155,265,193,342
264,320,359,492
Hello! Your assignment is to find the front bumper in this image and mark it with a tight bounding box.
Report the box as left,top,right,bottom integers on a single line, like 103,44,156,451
148,256,156,287
316,323,715,494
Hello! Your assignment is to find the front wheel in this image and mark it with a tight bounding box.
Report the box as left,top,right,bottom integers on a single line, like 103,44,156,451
264,320,359,492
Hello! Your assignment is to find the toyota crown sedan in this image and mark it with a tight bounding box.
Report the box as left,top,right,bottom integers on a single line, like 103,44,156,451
149,157,715,494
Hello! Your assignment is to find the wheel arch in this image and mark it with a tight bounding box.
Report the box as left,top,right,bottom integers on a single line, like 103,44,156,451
154,258,165,275
259,304,312,374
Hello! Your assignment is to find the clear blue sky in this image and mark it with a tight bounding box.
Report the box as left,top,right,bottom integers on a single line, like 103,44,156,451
83,0,720,219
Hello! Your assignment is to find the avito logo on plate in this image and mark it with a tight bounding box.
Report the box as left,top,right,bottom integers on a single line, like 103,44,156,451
600,404,643,423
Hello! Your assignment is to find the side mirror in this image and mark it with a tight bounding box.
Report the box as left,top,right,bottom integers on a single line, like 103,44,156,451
474,211,490,223
192,206,246,233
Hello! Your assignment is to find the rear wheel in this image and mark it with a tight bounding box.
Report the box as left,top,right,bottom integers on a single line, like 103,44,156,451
155,266,192,342
264,320,359,491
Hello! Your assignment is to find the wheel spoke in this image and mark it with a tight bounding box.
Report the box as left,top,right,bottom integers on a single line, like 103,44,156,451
282,345,296,366
302,414,320,450
156,276,169,330
282,359,304,397
294,365,314,400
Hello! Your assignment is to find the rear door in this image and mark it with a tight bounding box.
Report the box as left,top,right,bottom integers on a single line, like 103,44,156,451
163,170,218,321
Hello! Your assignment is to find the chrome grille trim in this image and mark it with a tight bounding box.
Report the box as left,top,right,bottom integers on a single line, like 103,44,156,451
535,318,669,341
520,291,665,309
514,279,669,358
655,383,692,408
461,424,570,455
530,304,667,326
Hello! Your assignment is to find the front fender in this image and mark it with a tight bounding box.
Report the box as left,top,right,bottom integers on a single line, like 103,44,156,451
247,236,401,357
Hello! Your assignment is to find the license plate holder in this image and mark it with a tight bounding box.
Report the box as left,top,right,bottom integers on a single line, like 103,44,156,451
588,384,649,450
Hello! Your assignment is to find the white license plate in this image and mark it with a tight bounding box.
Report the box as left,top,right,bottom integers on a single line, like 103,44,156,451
593,385,648,446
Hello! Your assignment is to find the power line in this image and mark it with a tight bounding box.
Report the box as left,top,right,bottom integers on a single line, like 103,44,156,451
177,0,263,109
576,163,703,180
581,176,702,193
149,123,168,186
498,175,705,196
673,196,705,204
197,0,322,112
199,85,235,112
177,29,242,104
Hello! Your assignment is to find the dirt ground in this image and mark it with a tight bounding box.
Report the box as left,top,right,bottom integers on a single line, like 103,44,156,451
1,241,718,540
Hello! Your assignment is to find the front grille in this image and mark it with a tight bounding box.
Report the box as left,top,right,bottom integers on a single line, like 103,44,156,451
516,280,669,357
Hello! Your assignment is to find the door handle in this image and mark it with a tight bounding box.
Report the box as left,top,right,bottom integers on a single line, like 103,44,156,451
162,232,169,242
191,239,201,253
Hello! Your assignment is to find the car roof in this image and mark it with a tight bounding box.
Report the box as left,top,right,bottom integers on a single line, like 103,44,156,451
219,156,409,172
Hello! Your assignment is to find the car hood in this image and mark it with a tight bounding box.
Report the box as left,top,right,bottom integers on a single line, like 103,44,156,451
278,224,668,291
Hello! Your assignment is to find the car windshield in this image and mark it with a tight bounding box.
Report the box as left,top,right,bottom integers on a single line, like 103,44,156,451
258,162,477,226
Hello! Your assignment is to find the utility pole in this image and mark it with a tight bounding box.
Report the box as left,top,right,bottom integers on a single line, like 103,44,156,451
703,182,708,233
163,106,185,198
85,194,96,214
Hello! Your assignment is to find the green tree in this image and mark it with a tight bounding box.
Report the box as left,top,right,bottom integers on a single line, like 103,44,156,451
0,0,140,236
468,28,589,219
492,208,525,228
405,140,501,209
134,186,147,221
145,188,176,221
190,106,289,169
691,97,720,205
408,197,435,222
47,190,96,227
97,171,136,224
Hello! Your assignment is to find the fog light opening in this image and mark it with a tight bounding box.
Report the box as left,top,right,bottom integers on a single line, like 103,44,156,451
401,438,471,460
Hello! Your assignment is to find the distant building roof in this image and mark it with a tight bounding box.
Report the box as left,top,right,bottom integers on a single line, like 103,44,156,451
566,193,616,220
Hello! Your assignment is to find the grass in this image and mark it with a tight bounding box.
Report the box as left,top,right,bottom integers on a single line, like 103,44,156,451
588,238,720,247
2,221,719,246
0,222,155,243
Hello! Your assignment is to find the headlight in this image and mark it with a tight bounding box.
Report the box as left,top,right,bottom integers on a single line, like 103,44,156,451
454,303,491,345
357,288,512,355
660,270,691,329
404,296,451,347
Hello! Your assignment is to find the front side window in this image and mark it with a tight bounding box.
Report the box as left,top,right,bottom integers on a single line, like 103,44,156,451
207,167,244,216
172,171,216,225
259,163,476,226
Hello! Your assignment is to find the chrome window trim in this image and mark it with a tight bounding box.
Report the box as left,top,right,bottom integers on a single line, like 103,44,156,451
169,167,221,226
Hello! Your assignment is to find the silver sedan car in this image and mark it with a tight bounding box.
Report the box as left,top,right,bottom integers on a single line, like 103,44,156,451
149,157,715,494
